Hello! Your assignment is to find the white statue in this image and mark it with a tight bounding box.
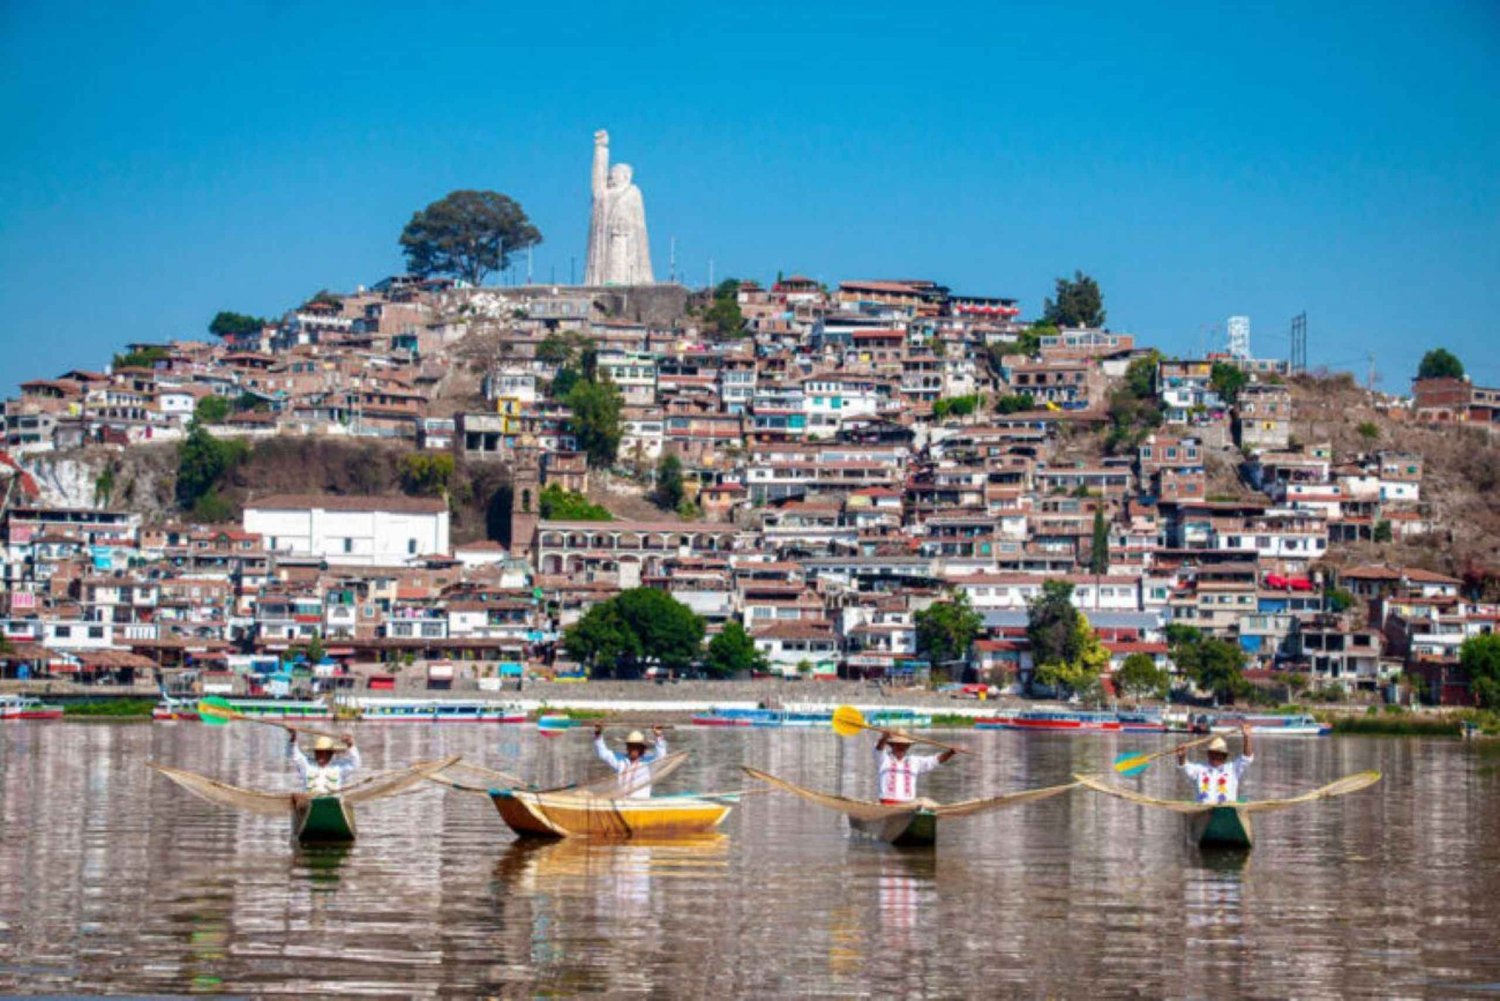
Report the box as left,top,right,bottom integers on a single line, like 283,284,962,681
585,130,653,286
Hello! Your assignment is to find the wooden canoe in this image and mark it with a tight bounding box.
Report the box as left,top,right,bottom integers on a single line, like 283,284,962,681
293,795,357,844
1188,805,1253,849
490,789,733,839
742,767,1077,848
849,809,939,847
1074,770,1381,851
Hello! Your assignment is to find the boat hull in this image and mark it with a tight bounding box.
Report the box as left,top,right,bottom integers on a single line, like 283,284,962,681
293,796,357,844
489,790,731,839
976,717,1122,732
849,809,937,847
1189,805,1253,850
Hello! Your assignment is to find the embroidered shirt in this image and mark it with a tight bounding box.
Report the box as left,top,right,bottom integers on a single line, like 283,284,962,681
288,744,361,796
1180,755,1253,804
875,747,941,803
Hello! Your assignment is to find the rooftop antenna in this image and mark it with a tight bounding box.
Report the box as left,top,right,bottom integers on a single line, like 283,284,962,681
1366,351,1377,393
526,246,533,286
570,256,576,286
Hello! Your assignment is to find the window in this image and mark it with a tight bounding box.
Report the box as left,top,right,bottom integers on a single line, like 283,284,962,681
55,626,72,638
88,626,104,639
408,540,418,555
343,538,353,554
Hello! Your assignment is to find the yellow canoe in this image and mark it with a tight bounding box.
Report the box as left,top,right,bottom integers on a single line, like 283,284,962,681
489,789,733,839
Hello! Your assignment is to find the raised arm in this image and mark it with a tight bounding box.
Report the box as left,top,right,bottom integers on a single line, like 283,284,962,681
287,734,311,779
594,727,622,771
1241,722,1254,760
592,130,609,198
645,725,667,762
337,736,361,779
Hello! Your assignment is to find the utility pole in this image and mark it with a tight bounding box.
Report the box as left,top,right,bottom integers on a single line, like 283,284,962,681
669,236,677,284
526,246,533,287
1366,352,1377,393
570,256,576,286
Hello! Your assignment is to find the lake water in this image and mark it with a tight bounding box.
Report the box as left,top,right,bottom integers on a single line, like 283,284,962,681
0,721,1496,998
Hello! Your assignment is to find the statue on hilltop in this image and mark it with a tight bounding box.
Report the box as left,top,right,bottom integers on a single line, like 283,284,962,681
585,130,654,286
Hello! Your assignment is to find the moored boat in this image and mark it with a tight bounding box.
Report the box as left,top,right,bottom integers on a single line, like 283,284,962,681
152,697,333,723
0,695,63,720
489,788,733,839
691,705,933,729
1170,712,1331,737
351,698,527,723
976,709,1122,732
1116,709,1166,732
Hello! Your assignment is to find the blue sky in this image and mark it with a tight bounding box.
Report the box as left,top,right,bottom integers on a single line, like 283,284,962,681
2,1,1497,392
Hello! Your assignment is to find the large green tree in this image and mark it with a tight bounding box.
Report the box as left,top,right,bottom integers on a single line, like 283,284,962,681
398,190,541,285
914,592,983,679
1210,362,1249,405
208,311,267,339
562,588,705,678
176,423,248,514
703,621,767,678
1042,272,1106,328
1115,652,1167,699
1027,580,1082,673
704,279,747,337
1174,635,1249,703
1417,348,1465,380
565,379,623,468
1459,633,1500,708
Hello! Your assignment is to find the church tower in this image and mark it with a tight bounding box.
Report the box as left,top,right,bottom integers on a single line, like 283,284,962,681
509,439,541,566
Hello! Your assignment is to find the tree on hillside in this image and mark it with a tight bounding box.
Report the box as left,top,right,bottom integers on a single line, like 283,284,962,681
565,379,623,468
539,485,611,520
1042,272,1106,329
1125,351,1161,399
176,423,248,515
653,453,685,511
399,190,541,285
113,346,169,370
1460,633,1500,708
1210,362,1249,405
1115,652,1168,699
562,588,704,678
704,279,747,337
1089,508,1110,575
703,621,767,678
209,311,267,339
914,592,983,680
193,395,231,424
1035,616,1110,699
1027,580,1082,675
1417,348,1464,380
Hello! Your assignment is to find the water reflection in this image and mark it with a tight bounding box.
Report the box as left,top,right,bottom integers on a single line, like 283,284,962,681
0,723,1498,996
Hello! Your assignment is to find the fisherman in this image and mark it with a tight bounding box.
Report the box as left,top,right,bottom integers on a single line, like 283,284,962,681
875,730,955,805
287,732,360,798
1176,723,1253,804
592,724,667,798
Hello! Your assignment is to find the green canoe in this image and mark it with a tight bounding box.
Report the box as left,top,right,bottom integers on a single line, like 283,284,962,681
293,796,357,844
1189,805,1253,850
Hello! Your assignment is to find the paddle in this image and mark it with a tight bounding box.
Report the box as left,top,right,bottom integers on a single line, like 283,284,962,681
830,705,972,755
197,696,348,742
1113,734,1220,778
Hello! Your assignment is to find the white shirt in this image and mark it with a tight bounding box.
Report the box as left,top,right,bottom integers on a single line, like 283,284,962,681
1181,755,1253,804
594,735,667,799
875,746,940,803
289,743,361,796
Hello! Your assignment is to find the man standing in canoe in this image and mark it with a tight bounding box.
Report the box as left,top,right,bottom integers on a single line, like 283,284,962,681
875,731,955,805
593,725,667,798
288,732,360,799
1176,724,1253,804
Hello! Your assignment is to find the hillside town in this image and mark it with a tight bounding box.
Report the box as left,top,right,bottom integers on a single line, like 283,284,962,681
2,272,1498,707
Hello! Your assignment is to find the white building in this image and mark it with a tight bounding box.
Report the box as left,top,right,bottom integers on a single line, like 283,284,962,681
244,494,449,566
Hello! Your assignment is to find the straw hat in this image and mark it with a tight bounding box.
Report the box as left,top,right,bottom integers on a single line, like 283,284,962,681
314,735,339,752
885,730,916,747
624,730,649,746
1206,736,1229,754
